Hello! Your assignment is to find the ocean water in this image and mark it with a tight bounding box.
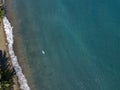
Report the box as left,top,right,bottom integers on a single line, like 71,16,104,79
6,0,120,90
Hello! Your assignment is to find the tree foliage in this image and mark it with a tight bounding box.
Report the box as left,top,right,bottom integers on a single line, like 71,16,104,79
0,2,5,19
0,50,16,90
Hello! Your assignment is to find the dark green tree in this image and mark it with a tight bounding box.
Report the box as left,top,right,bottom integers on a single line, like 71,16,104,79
0,50,16,90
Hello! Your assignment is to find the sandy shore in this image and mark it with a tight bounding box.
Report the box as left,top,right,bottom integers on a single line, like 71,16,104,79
0,18,19,90
0,19,7,51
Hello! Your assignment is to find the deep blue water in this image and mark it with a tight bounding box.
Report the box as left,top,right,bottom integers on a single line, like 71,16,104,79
12,0,120,90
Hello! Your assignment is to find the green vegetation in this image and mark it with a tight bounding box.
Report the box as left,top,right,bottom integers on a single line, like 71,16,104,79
0,10,3,18
0,9,3,19
0,2,4,19
0,50,16,90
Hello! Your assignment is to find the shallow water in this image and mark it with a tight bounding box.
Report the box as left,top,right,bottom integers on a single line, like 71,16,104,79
8,0,120,90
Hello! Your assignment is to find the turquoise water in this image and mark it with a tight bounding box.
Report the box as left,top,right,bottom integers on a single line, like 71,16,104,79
11,0,120,90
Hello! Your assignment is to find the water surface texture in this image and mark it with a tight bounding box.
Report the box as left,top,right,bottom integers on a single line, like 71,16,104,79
12,0,120,90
